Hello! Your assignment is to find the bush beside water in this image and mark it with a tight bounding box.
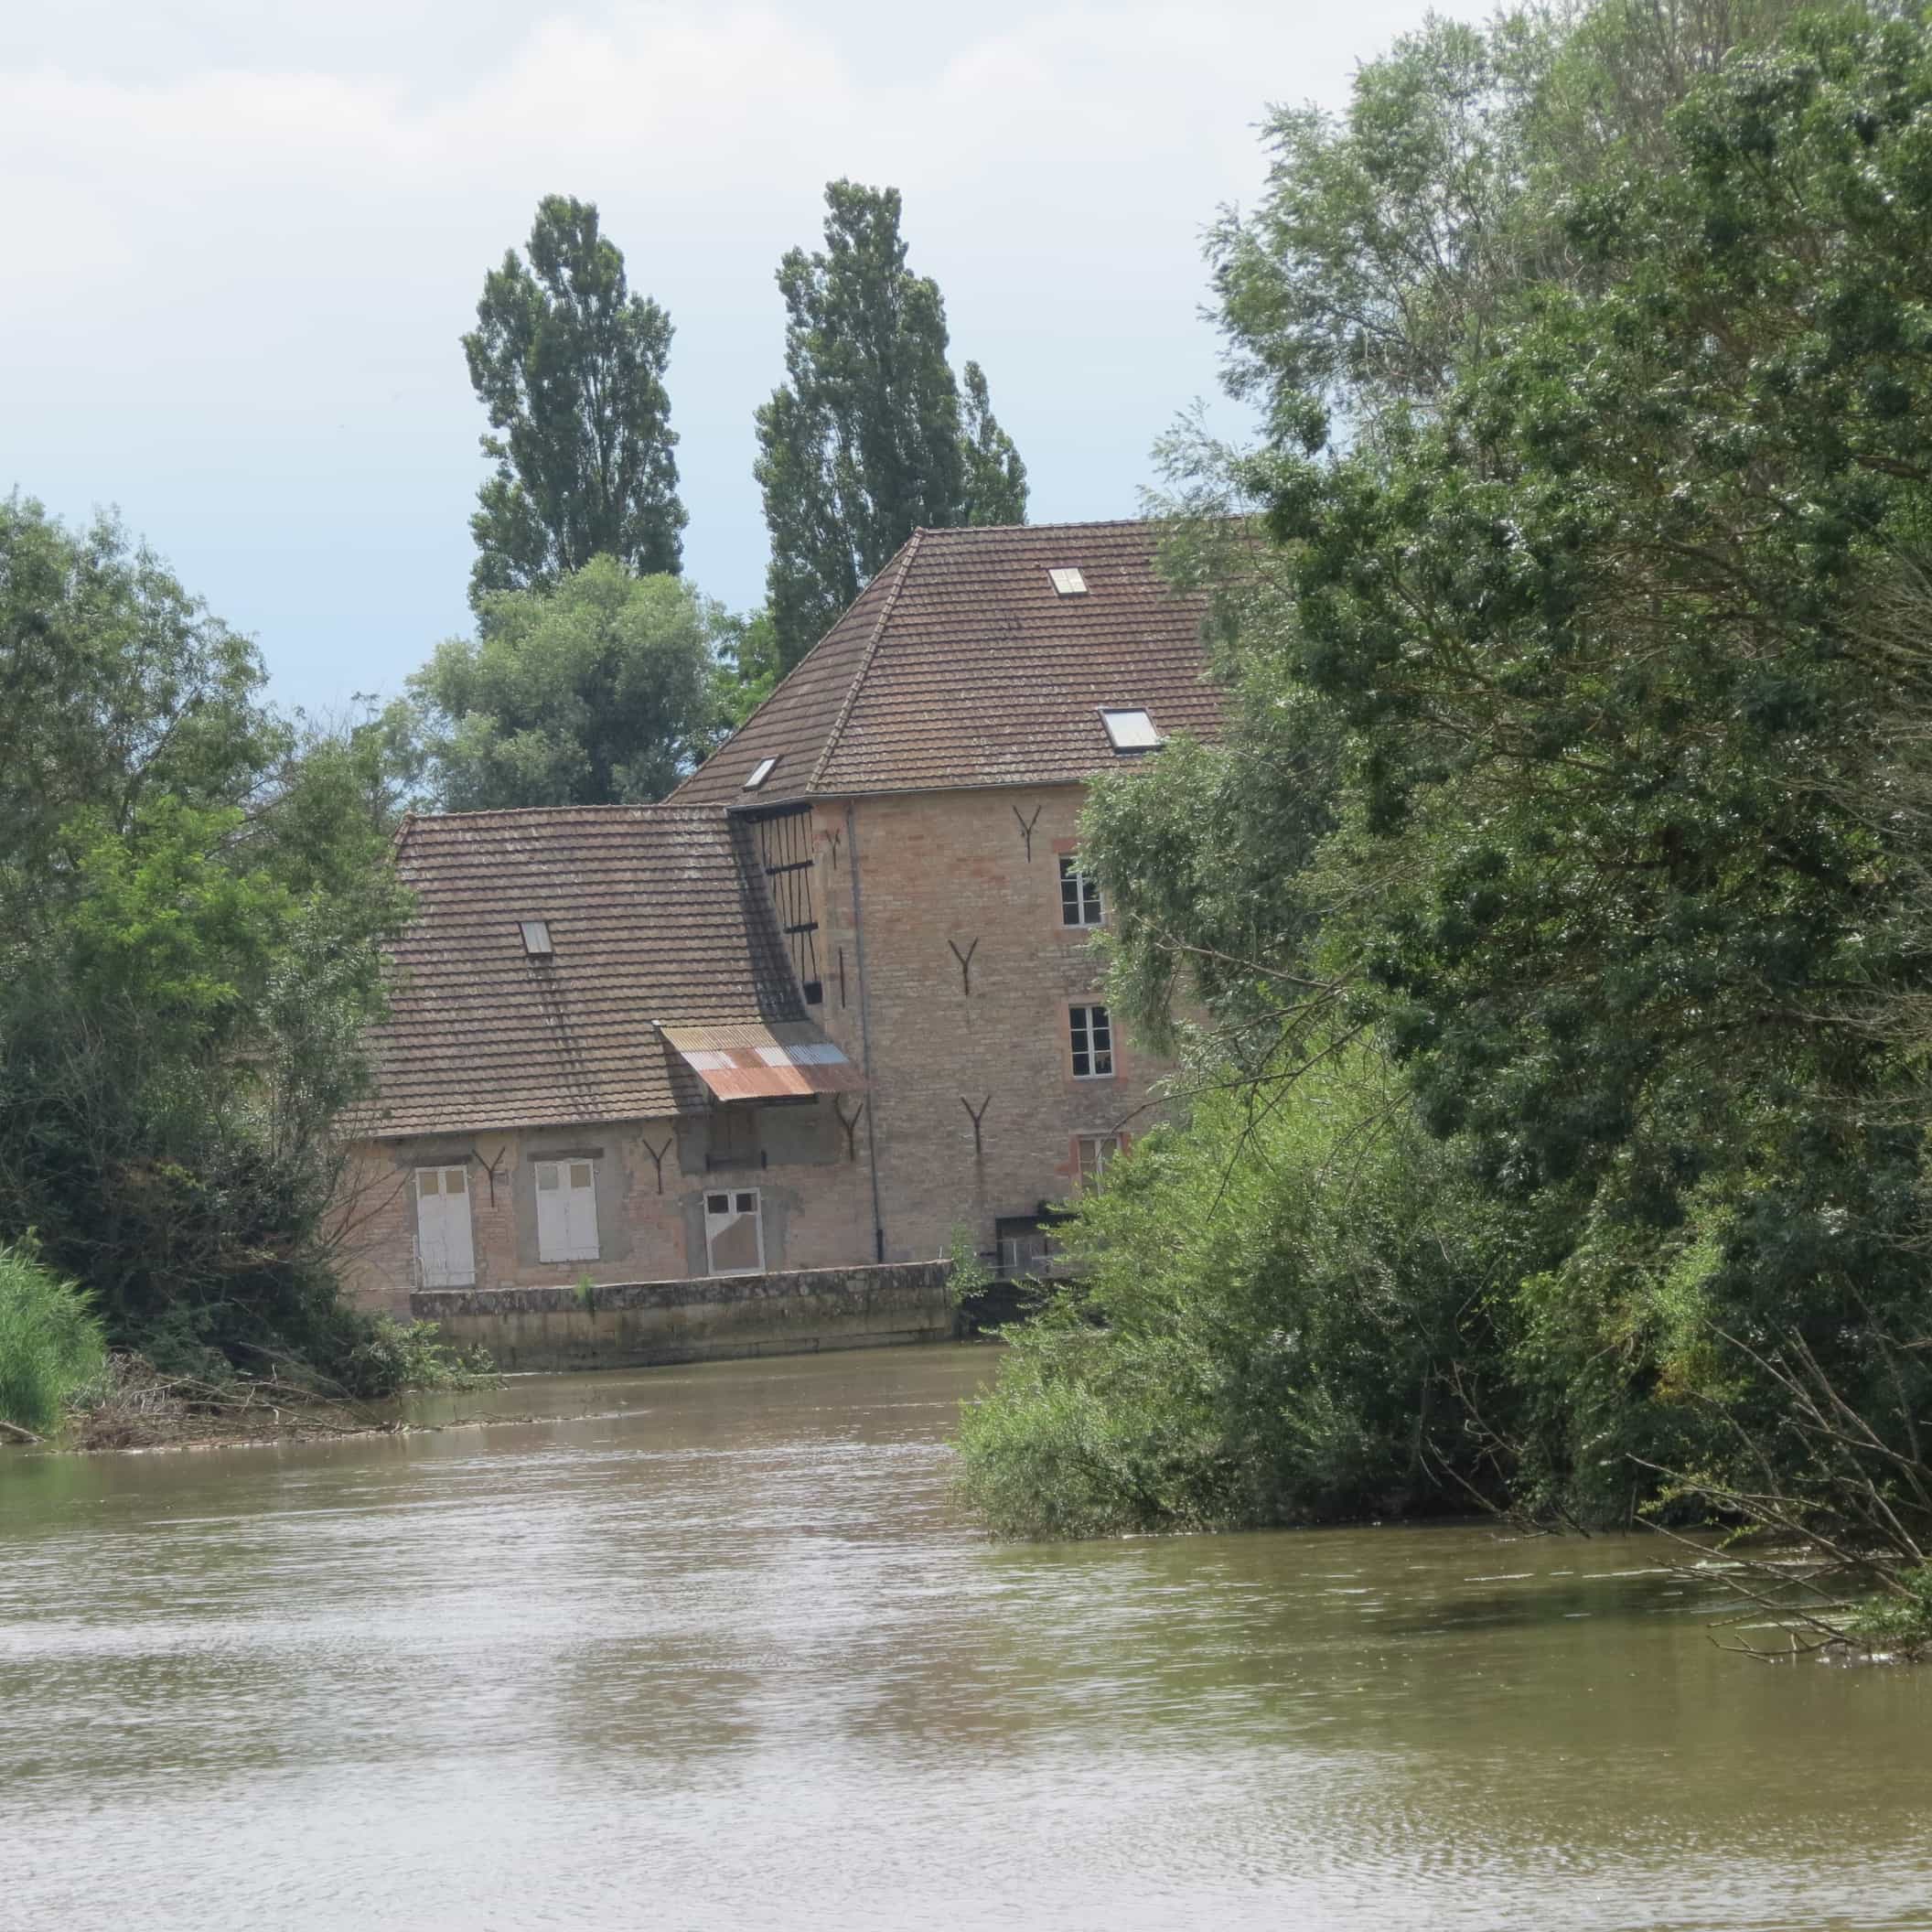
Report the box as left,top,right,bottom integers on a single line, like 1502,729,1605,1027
338,1315,497,1399
0,1243,108,1437
956,1053,1519,1538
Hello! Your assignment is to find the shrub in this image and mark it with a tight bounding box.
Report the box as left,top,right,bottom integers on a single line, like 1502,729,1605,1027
0,1241,108,1436
334,1315,497,1400
1844,1568,1932,1662
955,1049,1522,1538
943,1224,993,1307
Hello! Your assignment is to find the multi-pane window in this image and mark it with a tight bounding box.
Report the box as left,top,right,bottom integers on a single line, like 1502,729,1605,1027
1077,1134,1122,1185
534,1159,599,1262
756,809,822,1004
1059,853,1103,928
704,1189,763,1275
1069,1004,1113,1079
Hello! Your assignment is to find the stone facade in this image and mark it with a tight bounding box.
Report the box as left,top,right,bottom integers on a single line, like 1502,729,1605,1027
408,1261,955,1372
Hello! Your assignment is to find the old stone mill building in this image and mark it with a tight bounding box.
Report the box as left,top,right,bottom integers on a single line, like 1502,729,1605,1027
338,521,1222,1363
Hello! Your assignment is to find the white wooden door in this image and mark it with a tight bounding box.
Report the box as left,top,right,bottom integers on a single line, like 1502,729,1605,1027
415,1165,475,1286
703,1188,763,1275
534,1160,599,1262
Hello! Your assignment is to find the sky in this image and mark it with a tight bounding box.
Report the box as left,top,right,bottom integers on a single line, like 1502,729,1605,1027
3,0,1461,717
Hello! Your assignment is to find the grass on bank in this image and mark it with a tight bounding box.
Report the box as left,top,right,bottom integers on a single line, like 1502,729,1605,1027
0,1228,494,1448
0,1240,108,1438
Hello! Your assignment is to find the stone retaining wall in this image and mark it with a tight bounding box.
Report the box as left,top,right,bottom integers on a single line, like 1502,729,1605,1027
411,1261,957,1373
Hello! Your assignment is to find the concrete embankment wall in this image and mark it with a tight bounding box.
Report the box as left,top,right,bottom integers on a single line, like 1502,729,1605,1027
411,1261,956,1372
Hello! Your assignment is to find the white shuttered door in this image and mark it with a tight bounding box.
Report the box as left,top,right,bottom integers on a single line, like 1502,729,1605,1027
535,1161,599,1262
415,1166,475,1287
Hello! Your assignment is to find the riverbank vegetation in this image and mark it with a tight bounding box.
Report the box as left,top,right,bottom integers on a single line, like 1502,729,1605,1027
958,0,1932,1652
0,1245,107,1441
0,498,490,1439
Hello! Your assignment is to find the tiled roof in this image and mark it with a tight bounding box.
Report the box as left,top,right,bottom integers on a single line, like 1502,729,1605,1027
671,520,1223,805
359,805,807,1139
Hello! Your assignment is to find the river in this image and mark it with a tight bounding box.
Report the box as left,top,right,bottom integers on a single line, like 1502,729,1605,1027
2,1343,1928,1929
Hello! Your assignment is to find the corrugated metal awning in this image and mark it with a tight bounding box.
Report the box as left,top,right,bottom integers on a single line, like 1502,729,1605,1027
659,1020,868,1102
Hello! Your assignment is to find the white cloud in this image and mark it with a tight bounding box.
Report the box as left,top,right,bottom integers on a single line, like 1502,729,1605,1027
0,0,1459,710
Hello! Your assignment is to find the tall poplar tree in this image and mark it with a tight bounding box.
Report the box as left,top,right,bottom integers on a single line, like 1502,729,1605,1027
959,360,1028,530
754,181,1027,669
463,196,686,607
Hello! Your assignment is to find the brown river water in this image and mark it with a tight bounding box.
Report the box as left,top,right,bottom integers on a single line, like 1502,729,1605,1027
2,1343,1929,1930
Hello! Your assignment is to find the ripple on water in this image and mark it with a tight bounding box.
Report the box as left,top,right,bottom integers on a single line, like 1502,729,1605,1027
3,1345,1930,1931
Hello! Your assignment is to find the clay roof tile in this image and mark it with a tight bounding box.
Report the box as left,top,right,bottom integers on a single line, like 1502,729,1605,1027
670,520,1224,805
357,804,804,1138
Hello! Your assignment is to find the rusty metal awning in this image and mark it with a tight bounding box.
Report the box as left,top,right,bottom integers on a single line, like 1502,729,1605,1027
659,1020,868,1102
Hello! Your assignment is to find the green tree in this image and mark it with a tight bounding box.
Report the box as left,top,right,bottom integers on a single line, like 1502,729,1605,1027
0,499,413,1378
464,195,685,606
0,492,273,928
411,557,724,810
755,181,1028,669
962,2,1932,1538
959,360,1029,527
956,1050,1519,1537
711,605,781,730
1207,1,1812,455
1208,16,1537,451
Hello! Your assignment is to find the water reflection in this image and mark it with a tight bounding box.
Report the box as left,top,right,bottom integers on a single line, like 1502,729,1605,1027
3,1346,1928,1930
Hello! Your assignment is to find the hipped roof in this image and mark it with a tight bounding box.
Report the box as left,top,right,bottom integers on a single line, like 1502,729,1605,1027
670,520,1222,806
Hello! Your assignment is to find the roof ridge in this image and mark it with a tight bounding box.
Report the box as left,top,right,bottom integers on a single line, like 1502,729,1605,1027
906,517,1164,539
810,528,923,792
406,801,726,824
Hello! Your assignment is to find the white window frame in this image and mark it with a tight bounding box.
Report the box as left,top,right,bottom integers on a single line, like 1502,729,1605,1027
413,1164,476,1287
703,1187,765,1276
533,1158,600,1263
745,756,778,789
1077,1133,1122,1185
1069,1004,1114,1079
1059,853,1103,928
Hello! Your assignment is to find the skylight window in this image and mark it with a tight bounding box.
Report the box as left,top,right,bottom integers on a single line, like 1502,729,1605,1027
745,756,779,789
520,919,553,956
1100,708,1161,752
1049,567,1088,596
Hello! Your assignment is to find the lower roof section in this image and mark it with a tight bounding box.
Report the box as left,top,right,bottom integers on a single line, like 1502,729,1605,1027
355,803,811,1140
659,1020,867,1103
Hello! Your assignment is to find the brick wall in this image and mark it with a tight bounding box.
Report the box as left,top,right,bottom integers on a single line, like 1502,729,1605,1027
337,1104,877,1315
812,782,1179,1265
338,780,1182,1315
